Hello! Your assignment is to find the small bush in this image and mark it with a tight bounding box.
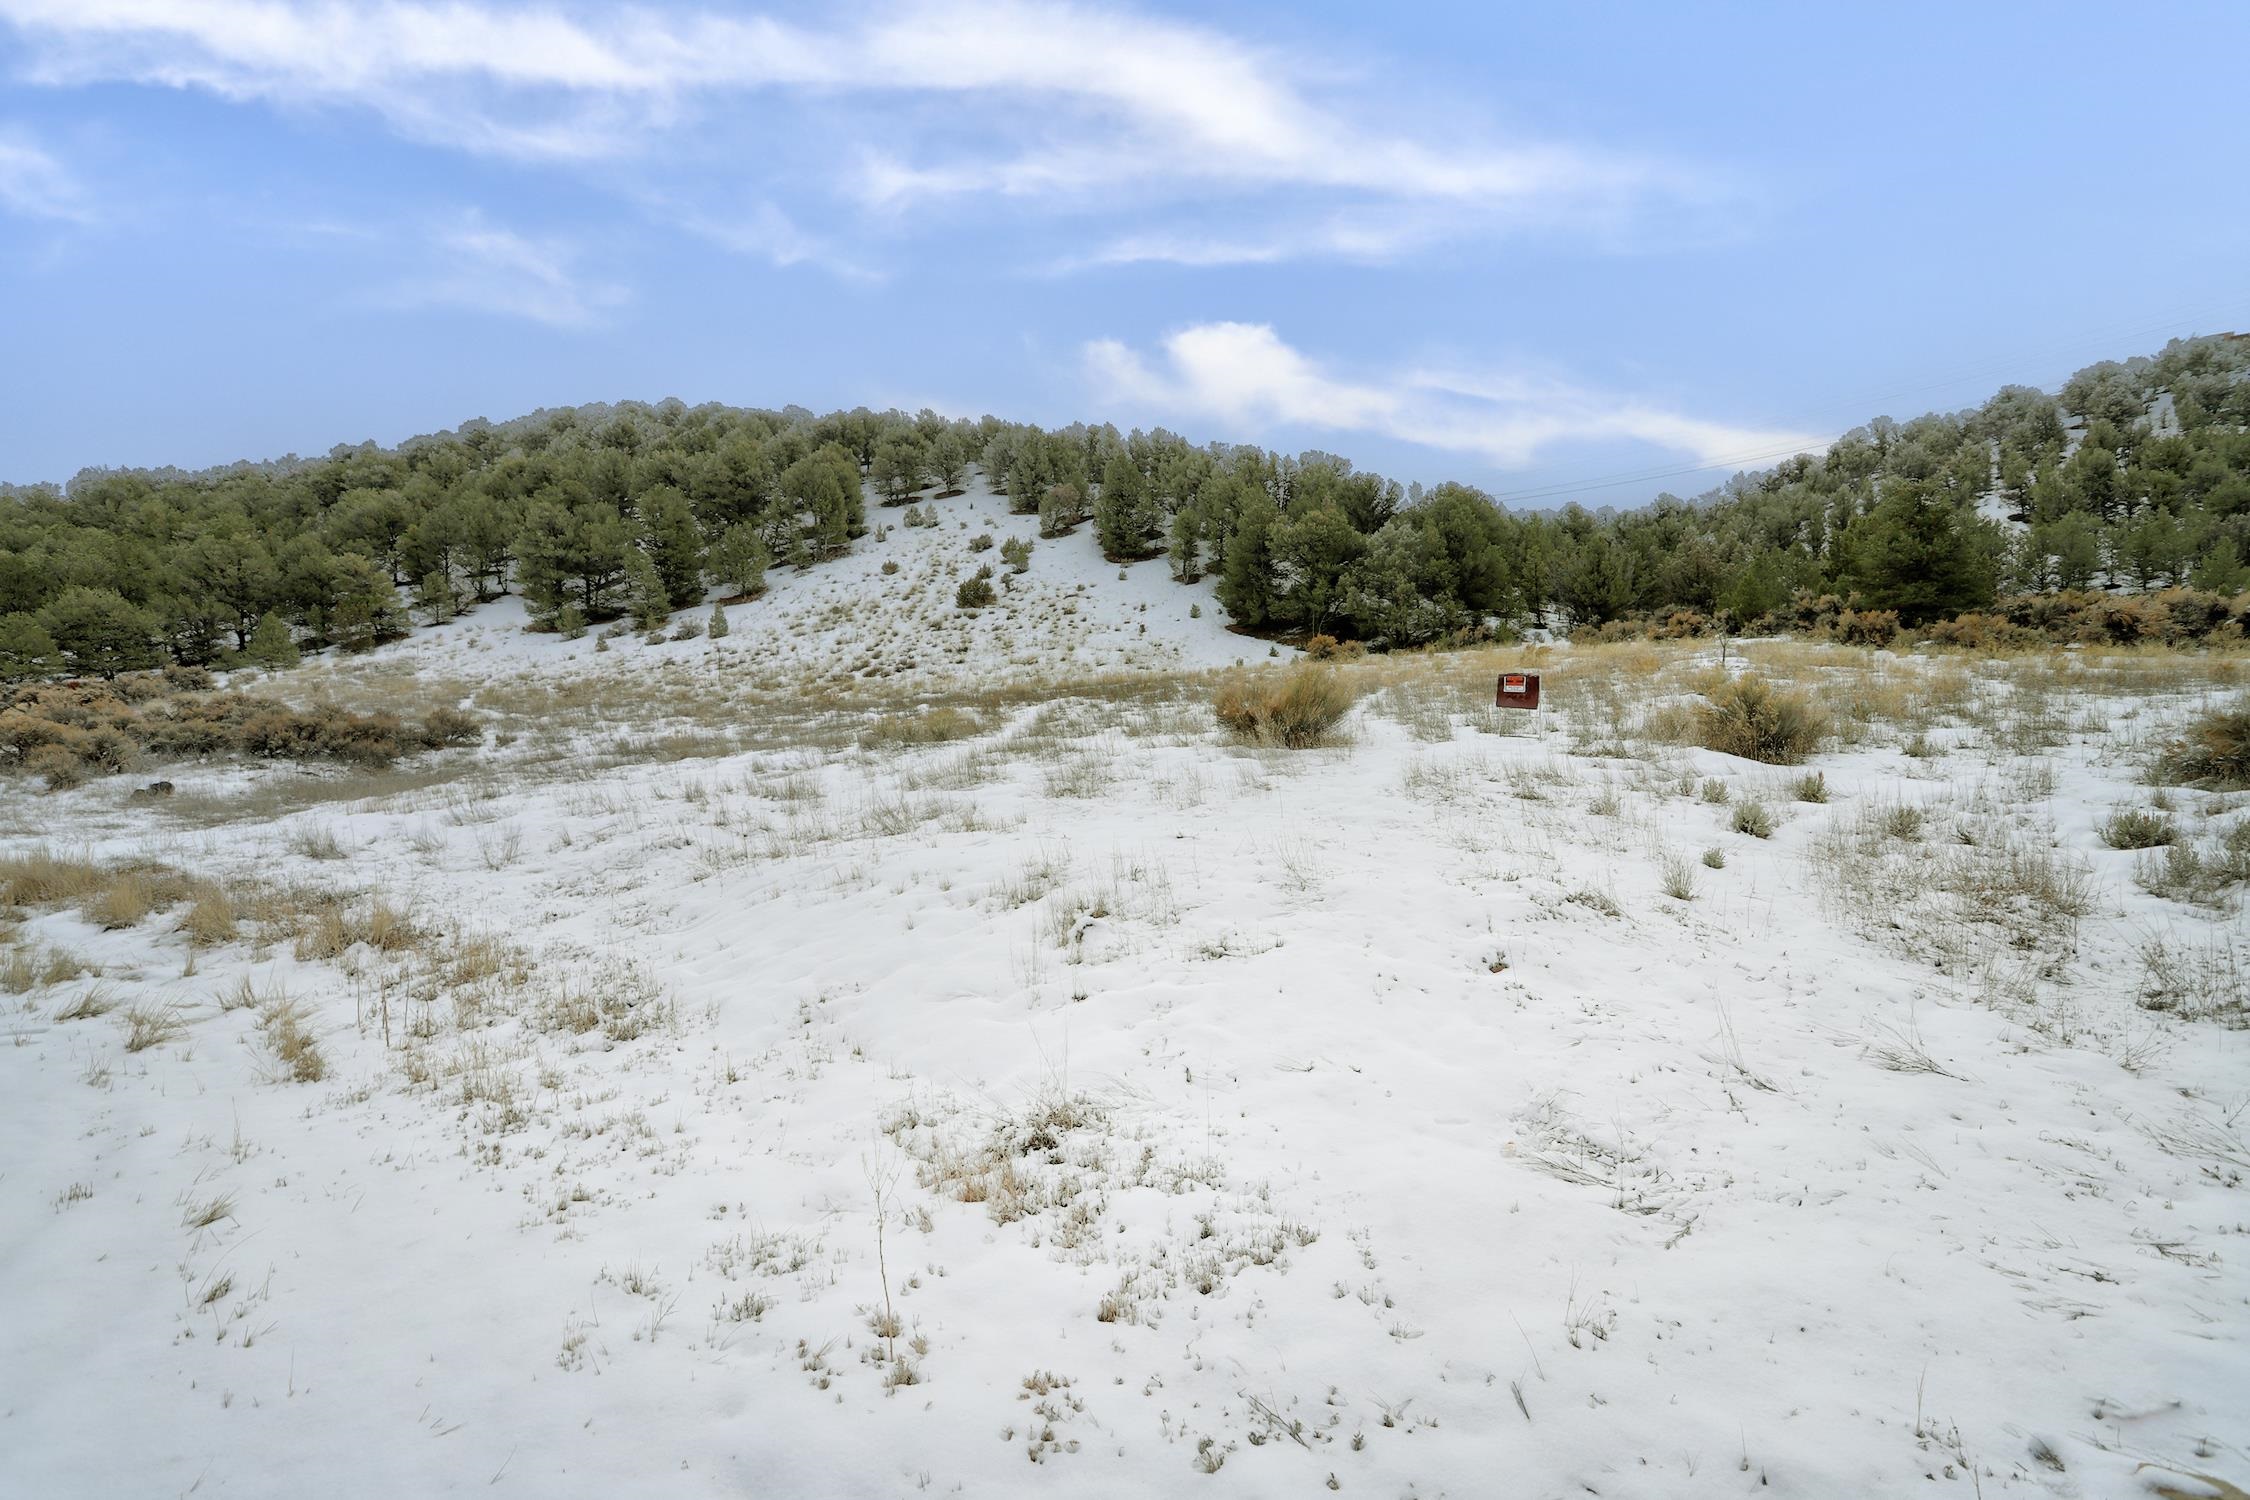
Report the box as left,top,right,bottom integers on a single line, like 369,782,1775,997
1303,634,1340,660
2099,808,2177,850
969,533,994,553
956,576,997,610
1695,674,1824,765
1790,771,1828,803
1731,799,1776,839
1000,536,1033,572
1212,663,1357,748
1701,847,1726,870
2154,699,2250,791
881,559,900,575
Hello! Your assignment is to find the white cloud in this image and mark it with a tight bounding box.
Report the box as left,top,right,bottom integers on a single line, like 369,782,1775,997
1086,322,1829,473
387,216,626,328
0,1,1731,263
0,127,92,221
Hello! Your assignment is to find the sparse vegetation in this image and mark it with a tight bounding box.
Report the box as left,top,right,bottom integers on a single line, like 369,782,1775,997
1212,663,1357,748
1694,674,1825,765
2100,808,2178,849
2154,698,2250,790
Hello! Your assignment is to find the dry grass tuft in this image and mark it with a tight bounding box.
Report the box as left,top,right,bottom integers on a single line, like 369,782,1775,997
2099,808,2177,850
1694,674,1825,765
0,850,110,908
1213,663,1357,748
862,707,986,748
82,872,158,930
179,884,237,946
2153,698,2250,791
122,1001,186,1052
258,995,327,1083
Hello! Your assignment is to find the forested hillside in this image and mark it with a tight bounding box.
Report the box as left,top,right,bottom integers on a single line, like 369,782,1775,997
3,334,2246,681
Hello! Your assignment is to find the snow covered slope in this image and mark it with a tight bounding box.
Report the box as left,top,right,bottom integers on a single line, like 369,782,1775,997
2,624,2247,1497
379,473,1275,693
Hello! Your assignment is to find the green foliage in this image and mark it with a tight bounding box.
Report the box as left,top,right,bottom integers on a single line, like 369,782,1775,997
638,484,707,608
624,547,670,632
1038,484,1086,538
955,574,997,610
1839,482,2001,624
871,432,927,505
999,535,1032,572
1095,453,1165,560
707,602,730,639
1,332,2243,681
706,522,769,599
242,611,299,669
0,615,60,683
36,588,160,678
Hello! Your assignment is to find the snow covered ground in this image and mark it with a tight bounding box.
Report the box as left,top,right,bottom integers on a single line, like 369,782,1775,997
3,504,2247,1498
371,475,1273,692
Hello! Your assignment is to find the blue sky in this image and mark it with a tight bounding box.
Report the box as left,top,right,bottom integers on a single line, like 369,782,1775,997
2,1,2245,502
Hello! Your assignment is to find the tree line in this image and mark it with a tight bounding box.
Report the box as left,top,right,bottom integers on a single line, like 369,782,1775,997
2,334,2246,680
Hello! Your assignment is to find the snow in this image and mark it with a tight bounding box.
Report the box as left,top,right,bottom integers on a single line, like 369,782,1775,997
369,475,1275,690
2,499,2247,1498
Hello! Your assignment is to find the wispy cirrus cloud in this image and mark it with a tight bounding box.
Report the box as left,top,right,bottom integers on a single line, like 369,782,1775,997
1086,322,1828,473
385,215,626,328
0,1,1741,268
0,126,93,222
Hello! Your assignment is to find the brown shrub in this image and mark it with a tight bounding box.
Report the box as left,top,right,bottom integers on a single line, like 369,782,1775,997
1212,663,1358,748
1,674,484,785
2154,698,2250,791
1829,609,1901,647
1694,674,1825,765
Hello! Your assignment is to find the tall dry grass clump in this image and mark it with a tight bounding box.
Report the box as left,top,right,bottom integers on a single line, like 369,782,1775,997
1693,674,1825,765
2154,697,2250,790
1212,663,1357,748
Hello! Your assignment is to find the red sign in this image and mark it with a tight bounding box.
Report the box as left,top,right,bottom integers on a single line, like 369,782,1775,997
1495,671,1542,709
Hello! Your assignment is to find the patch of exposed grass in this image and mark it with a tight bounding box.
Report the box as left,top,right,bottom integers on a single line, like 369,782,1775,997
2153,698,2250,790
1694,674,1825,765
1213,664,1357,749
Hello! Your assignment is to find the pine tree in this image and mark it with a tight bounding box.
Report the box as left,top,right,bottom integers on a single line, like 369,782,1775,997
624,547,670,632
0,614,59,682
638,485,707,607
2191,537,2248,595
1843,483,1998,623
242,610,300,668
708,602,730,638
1095,454,1161,560
1218,490,1277,627
37,587,161,678
708,523,769,598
